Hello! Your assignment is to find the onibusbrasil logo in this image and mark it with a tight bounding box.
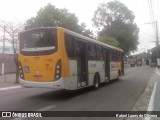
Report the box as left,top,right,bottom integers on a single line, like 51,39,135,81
2,112,42,117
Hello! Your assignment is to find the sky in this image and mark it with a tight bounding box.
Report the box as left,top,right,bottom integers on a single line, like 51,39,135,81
0,0,159,54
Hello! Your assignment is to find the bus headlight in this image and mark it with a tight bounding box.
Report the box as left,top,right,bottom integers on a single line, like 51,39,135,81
55,60,61,81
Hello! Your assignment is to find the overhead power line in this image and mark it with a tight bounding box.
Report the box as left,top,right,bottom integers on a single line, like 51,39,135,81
148,0,156,34
139,31,157,38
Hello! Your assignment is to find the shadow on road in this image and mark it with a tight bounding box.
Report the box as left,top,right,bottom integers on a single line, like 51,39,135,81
26,79,121,102
27,88,92,101
101,78,121,87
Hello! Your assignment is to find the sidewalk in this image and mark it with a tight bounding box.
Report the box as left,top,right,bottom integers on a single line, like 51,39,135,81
146,67,160,120
0,73,20,89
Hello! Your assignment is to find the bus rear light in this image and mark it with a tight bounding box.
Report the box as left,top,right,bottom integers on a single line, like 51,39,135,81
19,63,24,79
56,75,60,79
55,60,61,81
57,65,60,69
56,70,60,73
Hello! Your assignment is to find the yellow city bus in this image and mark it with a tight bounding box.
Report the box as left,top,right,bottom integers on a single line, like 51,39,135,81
19,27,124,90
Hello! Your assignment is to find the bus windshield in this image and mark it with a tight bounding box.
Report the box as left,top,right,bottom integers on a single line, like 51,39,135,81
20,29,57,52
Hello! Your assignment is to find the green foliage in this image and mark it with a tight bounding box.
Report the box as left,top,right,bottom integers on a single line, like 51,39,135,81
79,23,94,38
92,1,139,54
25,3,93,38
98,35,120,48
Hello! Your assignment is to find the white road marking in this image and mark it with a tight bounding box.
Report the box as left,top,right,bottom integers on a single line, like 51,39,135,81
37,105,57,111
0,86,21,91
145,82,158,120
156,68,160,75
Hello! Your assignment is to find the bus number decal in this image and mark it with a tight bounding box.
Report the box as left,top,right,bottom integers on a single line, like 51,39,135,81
45,58,53,62
45,64,53,70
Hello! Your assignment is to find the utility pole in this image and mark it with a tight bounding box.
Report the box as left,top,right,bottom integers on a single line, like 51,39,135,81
145,21,160,67
155,21,160,68
155,21,159,46
2,25,5,75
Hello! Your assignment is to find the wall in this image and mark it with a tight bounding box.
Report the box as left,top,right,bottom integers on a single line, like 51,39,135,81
0,54,16,74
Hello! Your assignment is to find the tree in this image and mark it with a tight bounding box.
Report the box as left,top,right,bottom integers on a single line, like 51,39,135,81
92,1,139,54
79,23,94,38
25,3,93,38
0,20,24,84
98,35,120,48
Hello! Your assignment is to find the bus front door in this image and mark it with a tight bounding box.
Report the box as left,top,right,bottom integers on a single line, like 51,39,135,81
75,41,87,88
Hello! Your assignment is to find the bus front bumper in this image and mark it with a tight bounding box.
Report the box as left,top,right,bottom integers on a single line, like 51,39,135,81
19,77,64,89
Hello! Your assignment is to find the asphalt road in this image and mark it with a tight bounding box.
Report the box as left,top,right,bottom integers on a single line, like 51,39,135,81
0,66,155,120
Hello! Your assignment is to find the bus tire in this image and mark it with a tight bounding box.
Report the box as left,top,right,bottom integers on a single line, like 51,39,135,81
93,73,100,90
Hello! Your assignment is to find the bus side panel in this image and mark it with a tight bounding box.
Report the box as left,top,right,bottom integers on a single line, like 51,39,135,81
116,61,121,75
64,60,78,90
88,61,105,86
110,62,118,80
96,61,105,83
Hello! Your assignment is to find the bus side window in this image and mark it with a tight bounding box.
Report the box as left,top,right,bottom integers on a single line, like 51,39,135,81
111,50,117,62
110,50,113,61
117,51,120,61
119,52,121,61
88,43,96,60
96,46,103,60
64,34,75,59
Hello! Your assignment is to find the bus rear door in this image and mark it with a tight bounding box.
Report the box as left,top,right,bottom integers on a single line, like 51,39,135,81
75,41,88,88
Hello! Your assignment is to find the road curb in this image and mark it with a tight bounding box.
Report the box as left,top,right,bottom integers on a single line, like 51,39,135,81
144,82,158,120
